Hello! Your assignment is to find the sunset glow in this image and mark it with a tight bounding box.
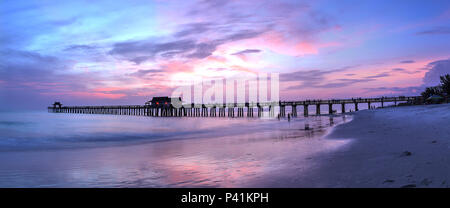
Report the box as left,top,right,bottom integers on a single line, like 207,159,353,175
0,0,449,109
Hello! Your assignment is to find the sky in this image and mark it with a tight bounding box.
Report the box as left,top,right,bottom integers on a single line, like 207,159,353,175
0,0,450,110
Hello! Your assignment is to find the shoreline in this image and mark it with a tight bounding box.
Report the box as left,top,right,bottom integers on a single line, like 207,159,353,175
1,104,448,187
0,113,349,187
301,103,450,188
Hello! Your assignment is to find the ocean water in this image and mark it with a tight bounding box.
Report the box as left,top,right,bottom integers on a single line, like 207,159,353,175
0,111,352,187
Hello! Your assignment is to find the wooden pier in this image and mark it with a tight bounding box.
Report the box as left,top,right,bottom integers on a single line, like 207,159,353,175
48,96,422,118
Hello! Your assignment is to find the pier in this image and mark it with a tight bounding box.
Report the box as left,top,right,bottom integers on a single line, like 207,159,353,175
48,96,422,118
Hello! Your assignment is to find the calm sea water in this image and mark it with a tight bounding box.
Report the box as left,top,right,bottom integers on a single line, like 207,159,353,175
0,111,352,187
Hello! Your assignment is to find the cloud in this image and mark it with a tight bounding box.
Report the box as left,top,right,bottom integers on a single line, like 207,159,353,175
423,59,450,86
128,69,163,77
0,49,150,109
390,68,420,74
218,30,263,42
109,29,263,64
5,0,450,109
281,66,359,89
0,49,65,75
109,39,196,64
281,70,329,82
416,27,450,35
109,1,340,64
364,72,390,79
282,70,333,89
314,78,375,88
391,68,406,72
0,49,80,109
363,86,423,96
400,60,415,64
186,42,219,59
363,58,450,95
174,22,213,38
231,49,261,55
64,44,97,51
62,44,111,63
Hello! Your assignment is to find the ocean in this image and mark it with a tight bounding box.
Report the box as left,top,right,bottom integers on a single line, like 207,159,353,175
0,111,352,187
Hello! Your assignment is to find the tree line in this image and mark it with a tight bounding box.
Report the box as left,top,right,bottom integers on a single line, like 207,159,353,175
421,74,450,100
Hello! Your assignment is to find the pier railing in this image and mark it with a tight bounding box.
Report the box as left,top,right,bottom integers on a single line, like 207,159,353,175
48,96,422,118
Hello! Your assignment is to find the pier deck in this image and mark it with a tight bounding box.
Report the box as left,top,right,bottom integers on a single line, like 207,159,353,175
48,96,422,117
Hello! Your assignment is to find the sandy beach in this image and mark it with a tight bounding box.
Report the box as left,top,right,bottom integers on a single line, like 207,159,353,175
289,103,450,188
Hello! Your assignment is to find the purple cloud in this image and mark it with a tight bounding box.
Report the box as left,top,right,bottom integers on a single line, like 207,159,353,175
109,29,263,64
364,72,390,79
231,49,261,55
423,59,450,86
364,58,450,95
400,60,415,64
128,69,163,77
416,27,450,35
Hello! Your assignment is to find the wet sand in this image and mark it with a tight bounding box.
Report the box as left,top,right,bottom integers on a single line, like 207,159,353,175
0,115,351,187
282,104,450,188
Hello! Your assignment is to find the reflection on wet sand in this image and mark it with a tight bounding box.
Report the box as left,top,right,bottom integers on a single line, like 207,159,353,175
0,114,351,187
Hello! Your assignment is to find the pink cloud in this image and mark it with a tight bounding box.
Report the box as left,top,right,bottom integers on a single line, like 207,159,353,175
68,92,127,99
160,60,194,73
245,31,342,56
93,87,127,92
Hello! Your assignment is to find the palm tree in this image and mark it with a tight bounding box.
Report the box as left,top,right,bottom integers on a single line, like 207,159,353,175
421,86,442,99
440,74,450,95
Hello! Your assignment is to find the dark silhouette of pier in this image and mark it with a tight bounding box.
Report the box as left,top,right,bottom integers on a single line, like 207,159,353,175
48,96,422,118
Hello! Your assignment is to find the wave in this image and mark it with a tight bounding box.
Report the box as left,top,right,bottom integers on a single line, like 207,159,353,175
0,111,347,152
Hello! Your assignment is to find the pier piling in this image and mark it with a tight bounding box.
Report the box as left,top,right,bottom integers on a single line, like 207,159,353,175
49,96,420,118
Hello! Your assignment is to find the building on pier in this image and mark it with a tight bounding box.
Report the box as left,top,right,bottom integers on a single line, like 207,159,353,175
145,97,182,108
52,102,62,108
